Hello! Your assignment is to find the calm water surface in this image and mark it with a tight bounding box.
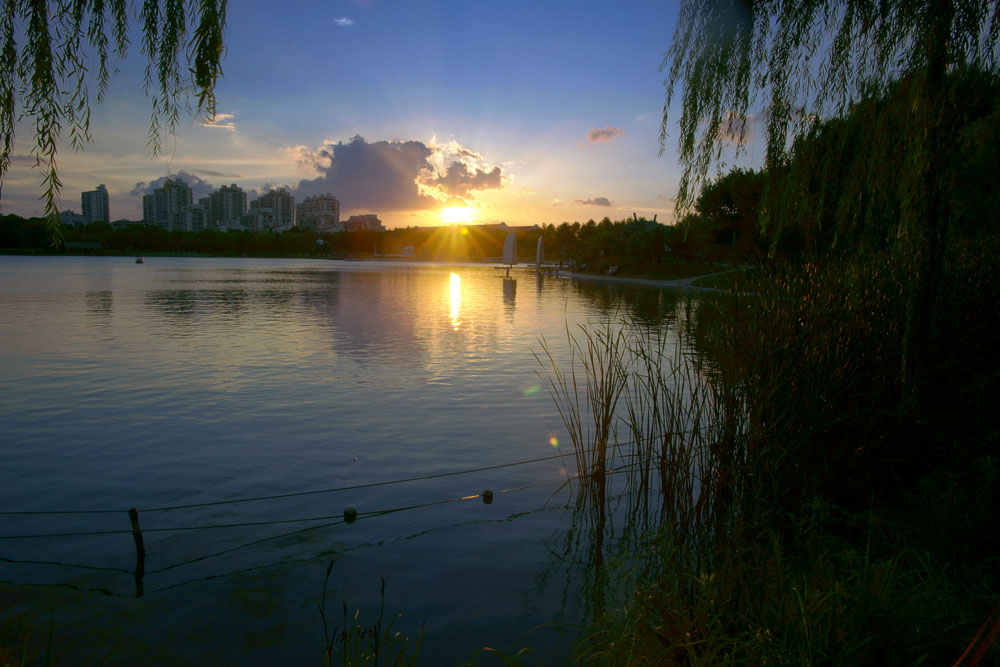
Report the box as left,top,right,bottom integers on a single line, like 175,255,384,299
0,255,687,664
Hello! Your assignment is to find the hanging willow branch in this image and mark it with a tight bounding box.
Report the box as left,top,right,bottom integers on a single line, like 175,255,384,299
661,0,999,216
0,0,226,240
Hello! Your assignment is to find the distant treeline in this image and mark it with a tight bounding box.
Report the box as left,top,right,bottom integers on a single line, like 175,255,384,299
0,216,545,262
0,211,731,277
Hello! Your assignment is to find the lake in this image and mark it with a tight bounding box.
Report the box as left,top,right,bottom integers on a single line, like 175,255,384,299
0,255,690,664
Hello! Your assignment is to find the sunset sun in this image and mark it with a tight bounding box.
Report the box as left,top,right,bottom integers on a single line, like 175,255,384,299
440,206,477,224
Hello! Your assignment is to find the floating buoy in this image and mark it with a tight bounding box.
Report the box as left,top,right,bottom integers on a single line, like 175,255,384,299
482,490,494,505
344,507,358,523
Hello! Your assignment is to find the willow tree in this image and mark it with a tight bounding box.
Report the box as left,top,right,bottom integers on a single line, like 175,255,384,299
661,0,998,400
1,0,227,236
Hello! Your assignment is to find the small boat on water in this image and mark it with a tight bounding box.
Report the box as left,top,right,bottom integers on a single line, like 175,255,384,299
135,256,145,264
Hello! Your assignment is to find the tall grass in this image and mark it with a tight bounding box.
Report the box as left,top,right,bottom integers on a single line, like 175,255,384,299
318,564,424,667
539,243,1000,664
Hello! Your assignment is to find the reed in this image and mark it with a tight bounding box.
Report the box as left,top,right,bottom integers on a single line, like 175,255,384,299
318,564,424,667
540,243,1000,664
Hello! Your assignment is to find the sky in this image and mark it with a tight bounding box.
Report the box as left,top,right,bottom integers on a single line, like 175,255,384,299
0,0,732,229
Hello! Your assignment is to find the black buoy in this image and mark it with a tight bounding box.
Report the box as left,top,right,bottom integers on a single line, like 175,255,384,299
344,507,358,523
482,489,494,504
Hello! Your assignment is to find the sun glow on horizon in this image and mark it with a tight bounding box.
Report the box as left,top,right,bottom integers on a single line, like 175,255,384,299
440,206,477,224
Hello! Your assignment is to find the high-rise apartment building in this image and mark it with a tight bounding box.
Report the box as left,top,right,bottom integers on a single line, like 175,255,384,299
296,193,340,232
81,184,110,223
248,189,295,232
182,203,208,232
206,184,247,228
142,178,193,231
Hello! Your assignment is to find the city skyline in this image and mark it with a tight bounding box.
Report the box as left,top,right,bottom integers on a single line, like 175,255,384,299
0,1,756,229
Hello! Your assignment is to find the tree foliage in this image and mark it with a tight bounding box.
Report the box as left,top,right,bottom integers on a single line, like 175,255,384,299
763,67,1000,255
663,0,999,401
662,0,999,214
0,0,227,235
693,167,764,250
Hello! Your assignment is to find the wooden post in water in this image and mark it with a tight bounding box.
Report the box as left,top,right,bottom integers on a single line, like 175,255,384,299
128,508,145,598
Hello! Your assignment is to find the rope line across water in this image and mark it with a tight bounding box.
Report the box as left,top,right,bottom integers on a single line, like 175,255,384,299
0,450,583,516
0,473,586,541
0,431,704,522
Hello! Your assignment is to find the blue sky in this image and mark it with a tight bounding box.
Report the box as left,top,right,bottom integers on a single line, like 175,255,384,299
2,0,728,228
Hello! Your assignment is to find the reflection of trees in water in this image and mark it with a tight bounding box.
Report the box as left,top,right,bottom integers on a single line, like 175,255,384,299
291,272,341,338
85,290,113,322
312,271,428,367
571,281,683,326
139,267,434,368
145,290,199,330
199,289,249,322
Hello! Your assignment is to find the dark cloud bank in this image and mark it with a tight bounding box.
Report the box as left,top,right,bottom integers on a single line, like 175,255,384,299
131,171,216,200
296,136,437,211
586,126,624,143
297,136,504,211
575,197,613,207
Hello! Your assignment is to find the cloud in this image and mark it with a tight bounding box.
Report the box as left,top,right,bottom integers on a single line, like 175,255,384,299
428,161,502,198
8,154,35,167
586,126,625,143
716,111,749,143
333,17,355,27
292,135,507,212
294,136,439,212
200,112,236,131
575,197,613,207
190,168,240,179
129,171,216,201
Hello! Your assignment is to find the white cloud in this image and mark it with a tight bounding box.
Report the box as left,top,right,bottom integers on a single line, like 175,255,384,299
333,17,356,27
200,112,237,131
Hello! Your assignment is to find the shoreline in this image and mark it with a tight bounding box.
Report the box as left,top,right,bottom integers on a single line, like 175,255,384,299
552,269,734,293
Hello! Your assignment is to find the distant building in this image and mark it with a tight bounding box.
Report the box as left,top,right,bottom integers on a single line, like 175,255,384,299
142,178,193,231
59,209,87,226
182,202,208,232
344,214,384,232
296,193,340,232
248,188,295,232
205,184,247,228
81,184,110,223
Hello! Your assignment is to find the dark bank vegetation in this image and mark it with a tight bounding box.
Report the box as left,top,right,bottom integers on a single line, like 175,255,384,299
553,243,998,665
541,66,1000,665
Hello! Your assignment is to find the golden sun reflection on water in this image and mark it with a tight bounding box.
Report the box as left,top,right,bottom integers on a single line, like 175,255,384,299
449,272,461,329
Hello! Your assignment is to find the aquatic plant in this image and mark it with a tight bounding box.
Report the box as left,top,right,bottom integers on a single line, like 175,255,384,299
318,564,424,667
539,244,1000,664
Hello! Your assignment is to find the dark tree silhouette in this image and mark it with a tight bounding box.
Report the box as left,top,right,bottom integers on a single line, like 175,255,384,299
661,0,998,401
